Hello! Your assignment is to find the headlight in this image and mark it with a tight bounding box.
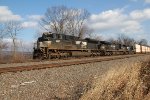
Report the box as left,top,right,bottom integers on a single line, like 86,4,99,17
101,45,106,49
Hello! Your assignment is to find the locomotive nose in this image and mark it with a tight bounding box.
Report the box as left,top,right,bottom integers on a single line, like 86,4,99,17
101,45,106,50
38,41,52,48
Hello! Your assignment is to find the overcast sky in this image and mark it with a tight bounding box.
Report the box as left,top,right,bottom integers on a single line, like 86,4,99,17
0,0,150,45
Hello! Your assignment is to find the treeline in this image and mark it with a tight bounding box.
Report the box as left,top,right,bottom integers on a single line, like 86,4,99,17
0,21,21,62
108,34,148,46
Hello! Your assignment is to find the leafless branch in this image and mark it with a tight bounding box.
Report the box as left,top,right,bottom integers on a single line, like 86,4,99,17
40,6,90,38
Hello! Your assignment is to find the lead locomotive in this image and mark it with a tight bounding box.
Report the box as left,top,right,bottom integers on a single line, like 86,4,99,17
33,32,136,59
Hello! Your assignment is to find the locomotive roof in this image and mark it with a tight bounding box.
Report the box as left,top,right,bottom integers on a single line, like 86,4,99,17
41,32,81,40
99,41,111,45
84,38,112,44
52,33,80,38
85,38,99,42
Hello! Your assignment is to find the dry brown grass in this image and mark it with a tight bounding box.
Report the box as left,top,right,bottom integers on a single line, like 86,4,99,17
80,61,150,100
0,52,32,64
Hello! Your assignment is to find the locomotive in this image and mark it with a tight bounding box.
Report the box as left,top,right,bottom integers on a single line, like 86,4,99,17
33,32,137,59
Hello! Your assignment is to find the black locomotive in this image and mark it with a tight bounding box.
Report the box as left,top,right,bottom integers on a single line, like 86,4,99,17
33,32,135,59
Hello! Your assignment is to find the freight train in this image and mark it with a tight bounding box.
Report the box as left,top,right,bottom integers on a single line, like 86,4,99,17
33,32,150,59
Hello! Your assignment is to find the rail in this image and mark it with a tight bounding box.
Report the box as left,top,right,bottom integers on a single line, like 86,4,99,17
0,54,148,74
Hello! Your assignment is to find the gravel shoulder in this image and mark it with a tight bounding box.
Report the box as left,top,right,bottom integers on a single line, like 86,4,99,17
0,55,150,100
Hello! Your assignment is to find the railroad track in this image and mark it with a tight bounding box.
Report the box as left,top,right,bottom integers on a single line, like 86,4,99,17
0,54,148,74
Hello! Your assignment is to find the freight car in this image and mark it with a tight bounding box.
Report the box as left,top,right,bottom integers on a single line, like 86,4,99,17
33,32,148,59
135,44,150,54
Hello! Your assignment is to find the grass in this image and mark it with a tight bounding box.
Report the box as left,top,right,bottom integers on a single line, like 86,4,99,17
0,52,32,64
80,61,150,100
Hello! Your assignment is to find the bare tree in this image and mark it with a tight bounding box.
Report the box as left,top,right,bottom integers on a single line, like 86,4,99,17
41,6,68,34
0,23,7,58
5,21,22,59
0,40,7,60
117,34,135,46
138,39,148,45
34,30,43,39
89,33,103,41
0,23,7,51
40,6,90,38
66,8,90,38
77,25,94,39
0,23,6,39
0,42,7,49
108,38,118,44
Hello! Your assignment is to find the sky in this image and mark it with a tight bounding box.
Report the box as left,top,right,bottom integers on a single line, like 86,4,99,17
0,0,150,50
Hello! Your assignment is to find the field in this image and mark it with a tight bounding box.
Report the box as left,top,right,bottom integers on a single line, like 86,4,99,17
0,55,150,100
0,51,32,64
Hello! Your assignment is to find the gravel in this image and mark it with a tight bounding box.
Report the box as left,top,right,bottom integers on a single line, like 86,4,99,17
0,55,150,100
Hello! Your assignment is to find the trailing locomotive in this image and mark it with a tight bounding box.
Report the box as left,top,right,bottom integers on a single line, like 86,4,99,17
33,32,149,59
